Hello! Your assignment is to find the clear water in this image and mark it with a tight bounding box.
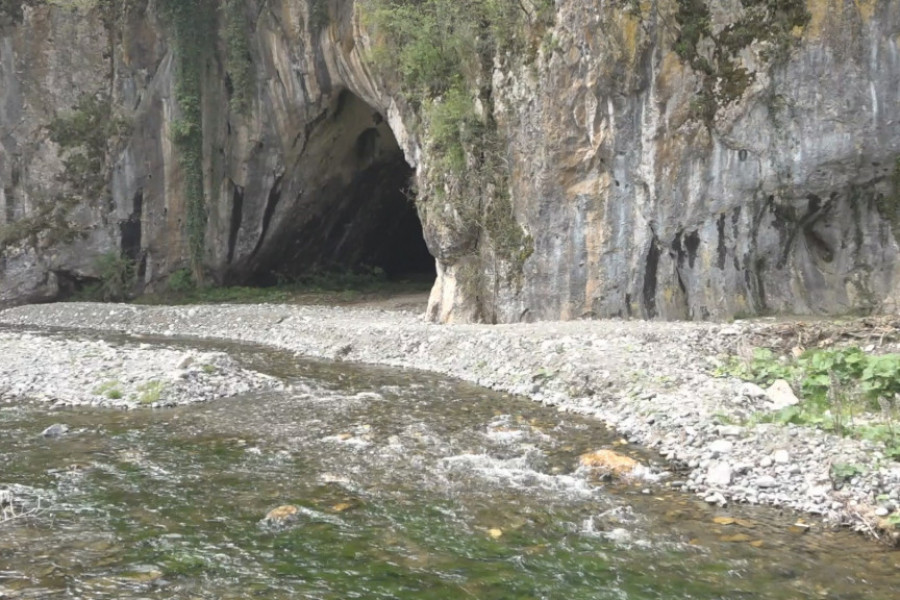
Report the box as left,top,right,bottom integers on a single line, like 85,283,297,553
0,332,897,599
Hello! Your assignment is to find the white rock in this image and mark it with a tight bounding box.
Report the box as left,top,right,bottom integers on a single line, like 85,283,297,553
740,382,767,399
709,439,734,454
765,379,800,409
773,449,790,464
718,425,743,437
707,462,733,486
704,491,727,506
605,528,631,543
757,475,778,488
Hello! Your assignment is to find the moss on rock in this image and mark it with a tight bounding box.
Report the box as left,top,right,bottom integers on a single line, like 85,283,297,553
674,0,810,123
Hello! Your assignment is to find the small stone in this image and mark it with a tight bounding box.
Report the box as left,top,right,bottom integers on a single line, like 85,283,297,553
262,505,300,526
765,380,800,409
732,462,752,475
704,492,727,506
707,462,733,486
718,425,743,437
773,450,790,464
760,456,774,468
41,423,69,438
709,440,734,455
875,507,890,517
757,475,778,488
739,383,766,401
605,528,631,543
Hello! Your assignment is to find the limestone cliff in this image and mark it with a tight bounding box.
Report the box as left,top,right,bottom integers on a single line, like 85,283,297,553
1,0,898,323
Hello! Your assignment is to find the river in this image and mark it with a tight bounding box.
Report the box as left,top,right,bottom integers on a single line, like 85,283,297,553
0,332,897,599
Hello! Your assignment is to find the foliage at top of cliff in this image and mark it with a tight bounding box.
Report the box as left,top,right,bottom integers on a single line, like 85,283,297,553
364,0,553,97
363,0,548,283
672,0,810,122
0,0,36,26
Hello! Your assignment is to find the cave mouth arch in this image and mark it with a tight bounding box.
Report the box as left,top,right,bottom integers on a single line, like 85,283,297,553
243,90,434,289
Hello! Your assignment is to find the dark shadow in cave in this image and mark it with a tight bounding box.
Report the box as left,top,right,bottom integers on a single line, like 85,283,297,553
241,91,434,288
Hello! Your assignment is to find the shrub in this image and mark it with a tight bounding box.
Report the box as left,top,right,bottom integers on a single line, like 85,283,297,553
93,252,136,302
167,268,195,294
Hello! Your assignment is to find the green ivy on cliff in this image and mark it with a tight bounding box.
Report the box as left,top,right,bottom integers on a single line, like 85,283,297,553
875,156,900,241
673,0,810,122
158,0,217,281
1,92,132,254
49,93,128,201
309,0,330,32
224,0,253,114
363,0,549,279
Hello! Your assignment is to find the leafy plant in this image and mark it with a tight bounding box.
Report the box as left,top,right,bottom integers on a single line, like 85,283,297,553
861,355,900,408
362,0,544,291
672,0,810,122
829,462,863,489
716,348,792,386
719,345,900,458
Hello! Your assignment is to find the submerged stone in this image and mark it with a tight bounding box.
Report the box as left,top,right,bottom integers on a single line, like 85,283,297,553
579,449,644,479
41,423,69,438
261,504,300,526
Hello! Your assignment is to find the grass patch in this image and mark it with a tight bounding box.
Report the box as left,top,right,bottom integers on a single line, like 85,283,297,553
94,380,123,400
137,268,432,306
135,380,165,405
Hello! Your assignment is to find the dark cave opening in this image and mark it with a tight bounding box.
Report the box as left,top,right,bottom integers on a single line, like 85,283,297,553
242,91,434,289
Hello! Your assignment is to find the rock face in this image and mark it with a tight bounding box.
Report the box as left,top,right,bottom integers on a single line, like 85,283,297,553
1,1,899,322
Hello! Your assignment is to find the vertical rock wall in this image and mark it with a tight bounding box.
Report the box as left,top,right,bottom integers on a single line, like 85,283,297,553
1,0,899,323
448,0,900,322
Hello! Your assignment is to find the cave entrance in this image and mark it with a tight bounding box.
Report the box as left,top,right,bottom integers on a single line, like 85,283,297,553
246,91,434,289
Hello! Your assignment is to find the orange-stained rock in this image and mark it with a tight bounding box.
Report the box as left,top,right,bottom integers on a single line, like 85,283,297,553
264,505,300,523
578,449,641,477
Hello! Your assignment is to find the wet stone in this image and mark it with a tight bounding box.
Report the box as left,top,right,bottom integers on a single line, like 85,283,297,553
261,504,300,527
41,423,69,438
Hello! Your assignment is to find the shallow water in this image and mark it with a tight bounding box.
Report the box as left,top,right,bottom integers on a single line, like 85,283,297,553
0,332,897,599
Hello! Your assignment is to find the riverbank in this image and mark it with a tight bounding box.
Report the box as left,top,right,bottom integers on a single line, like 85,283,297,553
1,302,899,543
0,330,281,410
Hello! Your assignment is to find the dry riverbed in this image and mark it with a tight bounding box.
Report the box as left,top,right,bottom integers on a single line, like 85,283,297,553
1,302,899,544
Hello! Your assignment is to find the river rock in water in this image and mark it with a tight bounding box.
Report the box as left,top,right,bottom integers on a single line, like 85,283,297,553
41,423,69,438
